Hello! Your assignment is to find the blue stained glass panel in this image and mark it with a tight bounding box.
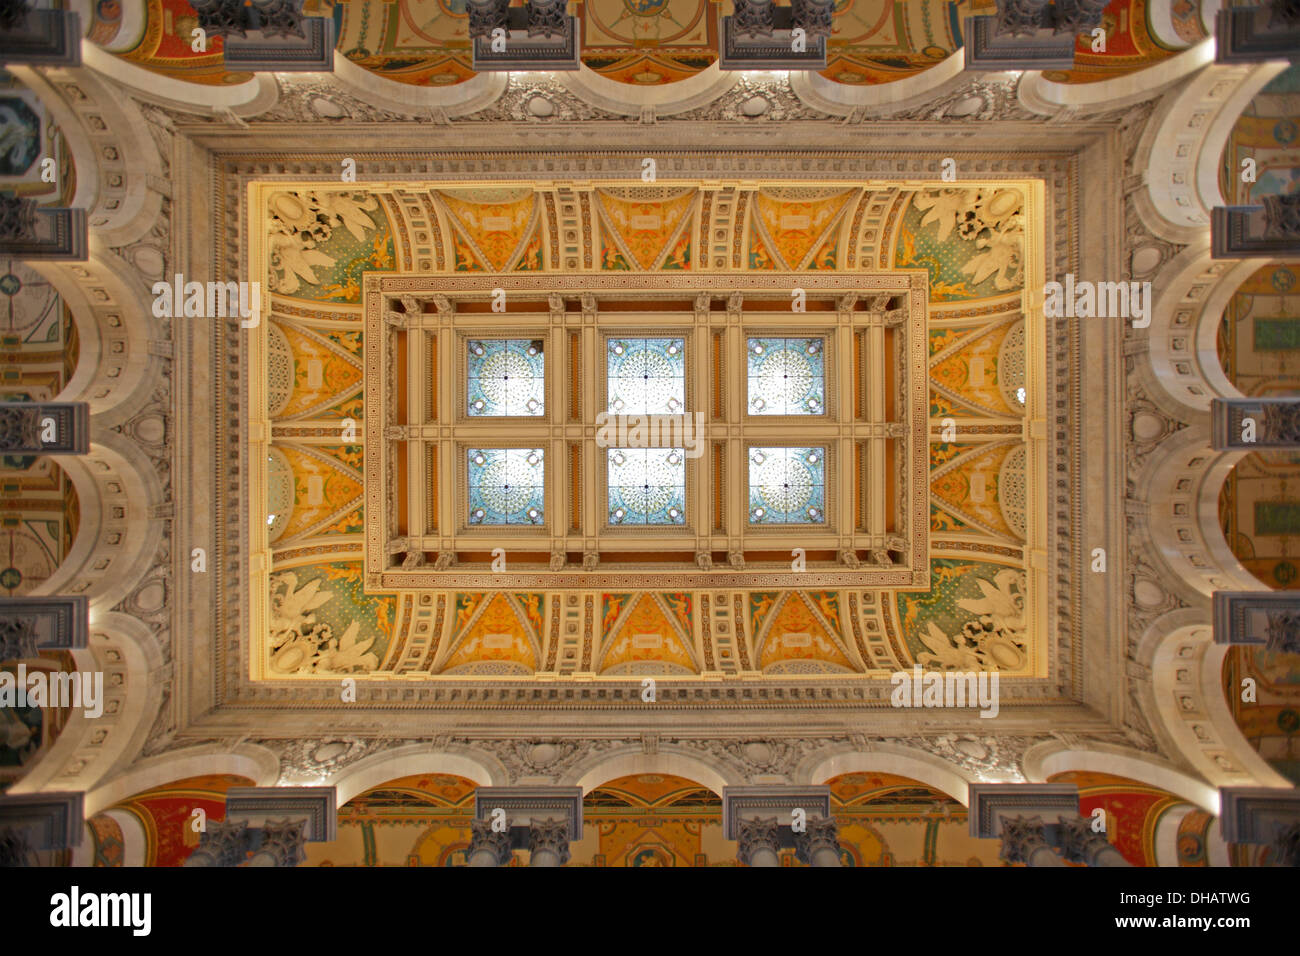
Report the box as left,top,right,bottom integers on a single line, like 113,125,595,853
467,339,545,416
607,447,686,525
467,448,545,525
748,446,826,524
607,337,686,415
746,337,825,416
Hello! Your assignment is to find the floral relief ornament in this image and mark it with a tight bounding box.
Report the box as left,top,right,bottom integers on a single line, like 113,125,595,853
266,191,379,294
912,188,1025,290
268,572,379,676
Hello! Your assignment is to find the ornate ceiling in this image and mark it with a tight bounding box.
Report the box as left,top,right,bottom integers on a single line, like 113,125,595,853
1,0,1296,872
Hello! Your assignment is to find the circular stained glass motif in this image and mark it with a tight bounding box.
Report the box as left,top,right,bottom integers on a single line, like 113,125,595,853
468,339,545,417
747,337,825,415
467,448,545,525
607,447,686,525
607,337,685,415
748,447,826,524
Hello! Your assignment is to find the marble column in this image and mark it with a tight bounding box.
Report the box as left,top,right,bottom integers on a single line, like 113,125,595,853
246,819,310,867
0,403,89,455
467,818,512,867
0,597,88,661
723,785,837,866
736,817,782,867
471,787,583,867
0,792,82,867
185,786,336,867
527,817,572,867
1215,0,1300,63
963,0,1075,71
183,819,251,867
999,816,1066,867
1056,816,1132,867
1213,592,1300,655
969,783,1080,866
1210,398,1300,450
794,815,842,867
0,1,80,65
1219,788,1300,867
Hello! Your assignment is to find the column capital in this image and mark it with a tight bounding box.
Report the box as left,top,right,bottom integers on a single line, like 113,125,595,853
793,815,842,867
1055,815,1130,866
468,818,513,867
736,816,782,866
527,817,572,866
184,819,252,867
999,814,1052,864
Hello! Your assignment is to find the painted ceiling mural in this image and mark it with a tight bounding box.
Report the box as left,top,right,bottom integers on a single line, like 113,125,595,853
85,771,1204,866
110,0,1196,88
1216,261,1299,592
1,256,81,602
258,180,1034,681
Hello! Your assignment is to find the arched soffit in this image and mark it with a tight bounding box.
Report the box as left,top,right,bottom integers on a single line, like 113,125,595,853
1023,740,1218,811
34,432,166,610
26,250,163,420
0,260,84,405
789,50,966,116
1134,56,1288,243
0,67,84,213
1134,424,1264,598
11,609,167,801
1221,643,1300,785
330,745,503,807
1143,242,1260,413
567,747,740,796
8,59,172,246
1146,0,1217,50
1134,609,1292,793
80,41,270,112
1213,261,1300,401
802,746,973,805
1218,450,1300,591
83,746,277,817
10,453,89,599
1215,63,1300,211
330,56,507,118
559,63,738,117
1020,39,1212,117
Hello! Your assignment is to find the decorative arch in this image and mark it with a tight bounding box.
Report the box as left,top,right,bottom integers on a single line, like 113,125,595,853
1130,52,1288,243
330,744,504,807
801,745,974,804
1023,739,1219,811
82,744,279,816
1131,608,1292,794
566,746,740,795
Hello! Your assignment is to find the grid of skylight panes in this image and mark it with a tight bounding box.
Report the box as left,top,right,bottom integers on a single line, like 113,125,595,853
748,446,826,525
467,447,545,525
746,337,825,416
607,447,687,525
467,339,545,416
606,336,685,415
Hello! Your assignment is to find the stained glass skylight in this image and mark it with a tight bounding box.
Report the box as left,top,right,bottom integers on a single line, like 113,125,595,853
746,337,825,416
607,447,686,525
467,339,545,417
607,337,686,415
467,448,545,525
748,446,826,524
